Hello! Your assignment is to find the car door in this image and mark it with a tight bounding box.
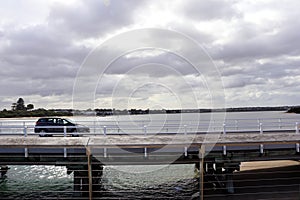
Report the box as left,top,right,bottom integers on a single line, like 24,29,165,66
53,118,64,133
62,119,75,132
46,118,56,133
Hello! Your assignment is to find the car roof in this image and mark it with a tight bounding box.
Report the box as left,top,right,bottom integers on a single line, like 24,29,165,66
37,117,65,120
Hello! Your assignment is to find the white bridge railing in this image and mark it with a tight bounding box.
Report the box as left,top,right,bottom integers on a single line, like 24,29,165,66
0,117,299,136
0,117,300,158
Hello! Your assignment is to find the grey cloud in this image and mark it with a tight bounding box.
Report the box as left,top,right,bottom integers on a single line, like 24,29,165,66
0,21,90,101
0,76,74,97
48,0,148,38
179,0,239,21
106,50,198,76
0,56,78,80
3,25,89,63
1,0,300,109
223,75,267,89
220,66,248,76
213,13,300,62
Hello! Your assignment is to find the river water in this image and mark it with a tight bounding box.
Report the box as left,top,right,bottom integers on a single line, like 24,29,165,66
0,164,198,200
0,111,299,199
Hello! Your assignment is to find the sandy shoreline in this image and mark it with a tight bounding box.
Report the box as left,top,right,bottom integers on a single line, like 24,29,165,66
240,160,300,171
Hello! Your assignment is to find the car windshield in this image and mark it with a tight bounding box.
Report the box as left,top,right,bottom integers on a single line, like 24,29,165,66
64,118,76,124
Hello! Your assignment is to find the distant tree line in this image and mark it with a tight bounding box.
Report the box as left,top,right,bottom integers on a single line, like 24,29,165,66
287,106,300,114
1,98,297,118
0,98,72,118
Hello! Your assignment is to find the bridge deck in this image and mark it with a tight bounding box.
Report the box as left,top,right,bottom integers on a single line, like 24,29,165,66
0,131,299,148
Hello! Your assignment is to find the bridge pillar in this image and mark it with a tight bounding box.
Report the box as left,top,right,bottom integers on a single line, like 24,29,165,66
73,170,82,197
0,165,9,178
225,171,234,194
224,162,240,194
69,162,103,198
91,164,103,196
72,167,90,197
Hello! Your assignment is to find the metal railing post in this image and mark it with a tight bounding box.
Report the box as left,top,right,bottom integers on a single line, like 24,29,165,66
63,126,67,137
117,121,120,133
93,121,96,134
23,125,27,137
103,126,107,157
259,123,263,134
184,125,187,157
278,118,282,129
223,123,227,155
24,147,28,158
144,125,147,158
259,123,264,154
143,125,147,136
63,126,67,157
296,143,300,153
104,148,107,158
296,122,299,152
23,123,28,157
64,148,67,158
103,126,107,136
144,147,147,158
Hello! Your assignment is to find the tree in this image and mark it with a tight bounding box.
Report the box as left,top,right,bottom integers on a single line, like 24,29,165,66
11,103,17,111
16,98,25,110
26,104,34,110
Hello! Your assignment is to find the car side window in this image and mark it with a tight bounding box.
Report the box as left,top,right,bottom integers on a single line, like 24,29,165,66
56,119,64,125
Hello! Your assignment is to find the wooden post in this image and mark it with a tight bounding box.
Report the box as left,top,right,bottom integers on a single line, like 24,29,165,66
199,145,205,200
87,148,93,200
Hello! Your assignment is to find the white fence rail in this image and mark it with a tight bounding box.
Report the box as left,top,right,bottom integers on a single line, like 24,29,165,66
0,117,299,136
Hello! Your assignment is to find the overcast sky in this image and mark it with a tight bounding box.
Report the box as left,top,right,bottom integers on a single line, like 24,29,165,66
0,0,300,110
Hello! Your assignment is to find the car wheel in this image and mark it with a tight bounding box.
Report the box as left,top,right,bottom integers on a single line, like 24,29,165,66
39,130,47,137
71,134,79,137
71,130,79,137
70,128,79,137
39,130,52,137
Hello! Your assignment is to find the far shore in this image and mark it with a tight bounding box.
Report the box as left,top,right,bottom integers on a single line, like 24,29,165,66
0,105,295,118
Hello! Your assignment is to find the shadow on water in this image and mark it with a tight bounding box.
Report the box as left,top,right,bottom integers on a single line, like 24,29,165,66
99,178,200,200
0,163,299,199
205,163,300,200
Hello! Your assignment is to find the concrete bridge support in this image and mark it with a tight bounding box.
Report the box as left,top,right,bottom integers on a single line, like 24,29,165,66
195,159,240,195
0,165,9,178
68,161,103,198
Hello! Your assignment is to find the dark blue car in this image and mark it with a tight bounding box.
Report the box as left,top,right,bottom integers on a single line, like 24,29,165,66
34,117,89,136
